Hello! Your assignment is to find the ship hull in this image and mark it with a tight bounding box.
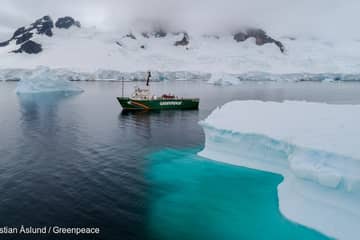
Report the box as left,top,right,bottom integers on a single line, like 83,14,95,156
117,97,199,110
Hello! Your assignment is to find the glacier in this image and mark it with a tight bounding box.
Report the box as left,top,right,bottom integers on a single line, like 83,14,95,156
2,67,360,83
0,68,210,82
15,66,84,94
199,100,360,240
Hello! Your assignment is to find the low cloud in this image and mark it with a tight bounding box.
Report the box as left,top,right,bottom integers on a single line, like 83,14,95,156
0,0,358,39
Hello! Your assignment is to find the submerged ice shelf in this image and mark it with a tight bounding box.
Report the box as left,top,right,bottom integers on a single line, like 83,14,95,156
147,148,329,240
199,100,360,240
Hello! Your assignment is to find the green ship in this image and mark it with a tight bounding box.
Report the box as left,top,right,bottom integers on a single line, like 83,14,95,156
117,85,199,111
117,96,199,110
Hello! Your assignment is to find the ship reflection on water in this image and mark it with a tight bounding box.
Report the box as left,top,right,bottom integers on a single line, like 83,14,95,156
119,109,201,149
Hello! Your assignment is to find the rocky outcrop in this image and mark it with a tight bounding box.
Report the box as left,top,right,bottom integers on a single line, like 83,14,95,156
234,28,285,53
139,29,167,38
141,32,150,38
55,17,81,29
0,15,53,54
154,29,167,38
16,32,33,45
125,33,136,40
0,40,9,47
34,15,54,36
233,32,248,42
0,15,80,54
10,15,54,41
175,33,190,46
12,40,42,54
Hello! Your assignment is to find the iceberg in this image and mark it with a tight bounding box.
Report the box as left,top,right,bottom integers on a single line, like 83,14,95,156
199,100,360,240
208,73,240,85
15,66,84,94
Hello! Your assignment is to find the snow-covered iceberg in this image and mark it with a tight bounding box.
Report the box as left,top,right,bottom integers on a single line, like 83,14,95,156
199,100,360,240
15,66,84,94
208,73,240,85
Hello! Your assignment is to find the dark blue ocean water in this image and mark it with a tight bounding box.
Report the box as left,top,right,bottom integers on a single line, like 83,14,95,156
1,80,360,240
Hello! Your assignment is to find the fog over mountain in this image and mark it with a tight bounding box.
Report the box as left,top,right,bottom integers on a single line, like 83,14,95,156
0,0,359,39
1,0,359,75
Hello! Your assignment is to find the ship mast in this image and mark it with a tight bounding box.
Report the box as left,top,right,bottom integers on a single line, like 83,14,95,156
121,77,124,97
146,71,151,86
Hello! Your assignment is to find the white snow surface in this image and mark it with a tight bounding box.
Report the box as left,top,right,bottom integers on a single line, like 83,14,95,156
1,27,360,75
199,100,360,240
203,101,360,159
15,66,83,94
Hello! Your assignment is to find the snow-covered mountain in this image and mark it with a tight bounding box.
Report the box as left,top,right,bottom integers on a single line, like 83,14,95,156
0,16,81,53
0,15,360,76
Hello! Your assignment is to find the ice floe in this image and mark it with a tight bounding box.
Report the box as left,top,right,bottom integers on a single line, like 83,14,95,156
199,100,360,240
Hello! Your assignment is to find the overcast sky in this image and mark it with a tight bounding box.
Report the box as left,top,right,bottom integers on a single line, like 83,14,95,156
0,0,359,39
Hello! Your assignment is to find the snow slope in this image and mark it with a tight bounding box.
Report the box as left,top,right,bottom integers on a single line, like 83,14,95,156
199,101,360,240
1,25,360,75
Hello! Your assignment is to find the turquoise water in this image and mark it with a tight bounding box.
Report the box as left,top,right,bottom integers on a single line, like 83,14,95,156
146,148,330,240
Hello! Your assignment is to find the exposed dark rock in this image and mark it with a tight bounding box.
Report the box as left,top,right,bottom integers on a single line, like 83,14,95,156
35,15,54,36
140,45,145,49
12,40,42,54
74,21,81,28
16,32,33,45
0,41,9,47
55,16,80,29
154,29,167,38
246,29,273,45
274,41,285,53
12,27,27,39
141,32,149,38
175,33,190,46
0,15,80,54
141,29,167,38
233,32,248,42
233,28,285,53
125,33,136,40
1,15,53,51
116,41,122,47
